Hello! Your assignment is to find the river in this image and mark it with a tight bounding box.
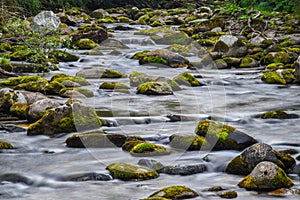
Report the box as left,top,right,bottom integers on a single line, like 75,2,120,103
1,23,300,200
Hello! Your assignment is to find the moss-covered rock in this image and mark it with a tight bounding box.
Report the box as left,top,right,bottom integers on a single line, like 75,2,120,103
66,132,127,148
217,190,238,199
150,20,163,27
106,162,159,181
44,81,65,95
98,16,115,23
122,140,145,152
130,142,171,156
98,38,129,49
226,143,295,175
27,102,102,137
71,24,108,44
10,102,29,119
263,52,292,65
132,49,191,68
99,82,130,90
167,44,193,56
0,42,12,52
137,82,173,95
148,186,198,199
49,50,79,62
169,134,209,151
0,88,27,114
27,99,60,123
151,32,192,45
7,48,34,61
76,67,126,79
223,57,241,67
13,77,48,93
0,141,14,149
213,35,248,58
282,69,296,84
59,87,94,98
261,71,286,84
261,110,298,119
239,56,259,68
173,72,203,87
134,26,171,36
0,57,13,72
266,63,285,70
238,161,294,191
76,38,99,49
50,74,90,86
195,120,257,151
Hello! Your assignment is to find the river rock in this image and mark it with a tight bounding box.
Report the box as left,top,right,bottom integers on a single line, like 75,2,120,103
169,134,209,151
148,186,198,199
130,142,171,156
160,164,207,175
137,82,173,95
27,99,60,123
90,9,109,19
238,161,294,191
62,172,112,182
66,132,127,148
263,52,293,65
76,67,126,79
132,49,191,68
98,38,129,49
226,143,295,175
0,88,27,114
71,24,108,44
0,173,33,185
18,90,48,105
106,162,159,181
261,110,298,119
0,123,26,133
295,56,300,82
195,120,257,151
173,72,203,87
212,35,248,58
0,141,14,149
137,159,164,171
50,74,90,86
27,102,102,137
31,11,61,33
151,31,192,45
217,191,238,199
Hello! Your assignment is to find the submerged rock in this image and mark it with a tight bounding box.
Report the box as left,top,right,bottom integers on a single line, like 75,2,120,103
132,49,191,68
238,161,294,191
148,185,198,199
137,82,173,95
226,143,295,175
27,102,102,137
62,172,112,182
106,162,159,181
130,142,171,156
261,110,298,119
217,190,238,199
160,164,207,175
66,132,127,148
137,159,164,171
76,67,126,79
195,120,257,151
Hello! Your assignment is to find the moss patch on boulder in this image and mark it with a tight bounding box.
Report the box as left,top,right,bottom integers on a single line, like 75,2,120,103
261,71,286,84
148,186,198,199
130,142,171,156
173,72,203,87
137,82,173,95
169,134,209,151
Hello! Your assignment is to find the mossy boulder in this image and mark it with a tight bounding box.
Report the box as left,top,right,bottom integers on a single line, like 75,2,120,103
169,134,210,151
151,32,192,45
99,82,130,93
49,50,79,62
132,49,191,68
106,162,159,181
66,132,127,148
0,57,13,72
27,99,60,123
90,9,109,19
0,88,27,114
261,71,286,84
59,87,94,98
213,35,248,58
217,191,238,198
141,196,171,200
148,186,198,199
7,48,34,61
13,77,48,93
58,89,87,98
137,82,173,95
266,63,285,70
134,26,172,36
50,74,90,86
239,56,259,68
27,102,102,137
71,24,108,44
98,17,115,23
130,142,171,156
76,67,126,79
226,143,295,175
9,102,29,119
0,42,12,52
0,141,14,149
44,81,65,95
122,140,145,152
282,69,296,84
223,57,241,67
173,72,203,87
98,38,129,49
263,52,292,65
167,44,194,57
151,20,163,27
195,120,257,151
76,38,99,49
238,161,294,191
261,110,298,119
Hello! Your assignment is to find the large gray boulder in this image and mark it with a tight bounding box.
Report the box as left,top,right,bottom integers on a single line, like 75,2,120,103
213,35,248,58
27,99,60,123
31,11,61,33
238,161,294,191
0,88,27,113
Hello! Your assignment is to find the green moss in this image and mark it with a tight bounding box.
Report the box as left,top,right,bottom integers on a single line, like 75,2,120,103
197,39,216,46
57,114,76,132
195,120,236,140
8,48,34,61
223,57,241,67
261,110,290,119
98,17,115,23
137,82,173,95
49,50,79,62
271,168,294,189
167,44,191,56
0,76,41,87
0,141,14,149
240,56,258,68
106,162,159,181
238,175,258,190
14,77,48,92
282,69,296,84
122,140,144,151
0,57,13,72
149,186,198,199
101,69,126,78
173,72,203,87
151,32,191,45
51,74,90,86
169,134,209,151
263,52,291,65
0,42,12,52
280,39,293,47
117,16,131,23
151,20,163,27
141,55,168,66
266,63,285,70
10,102,29,119
135,26,171,36
99,82,130,90
76,39,99,50
141,197,171,200
261,71,286,84
44,81,65,95
217,191,238,198
130,142,171,156
226,156,250,175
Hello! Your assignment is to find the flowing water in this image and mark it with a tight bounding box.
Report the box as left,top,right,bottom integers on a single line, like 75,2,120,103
1,23,300,199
